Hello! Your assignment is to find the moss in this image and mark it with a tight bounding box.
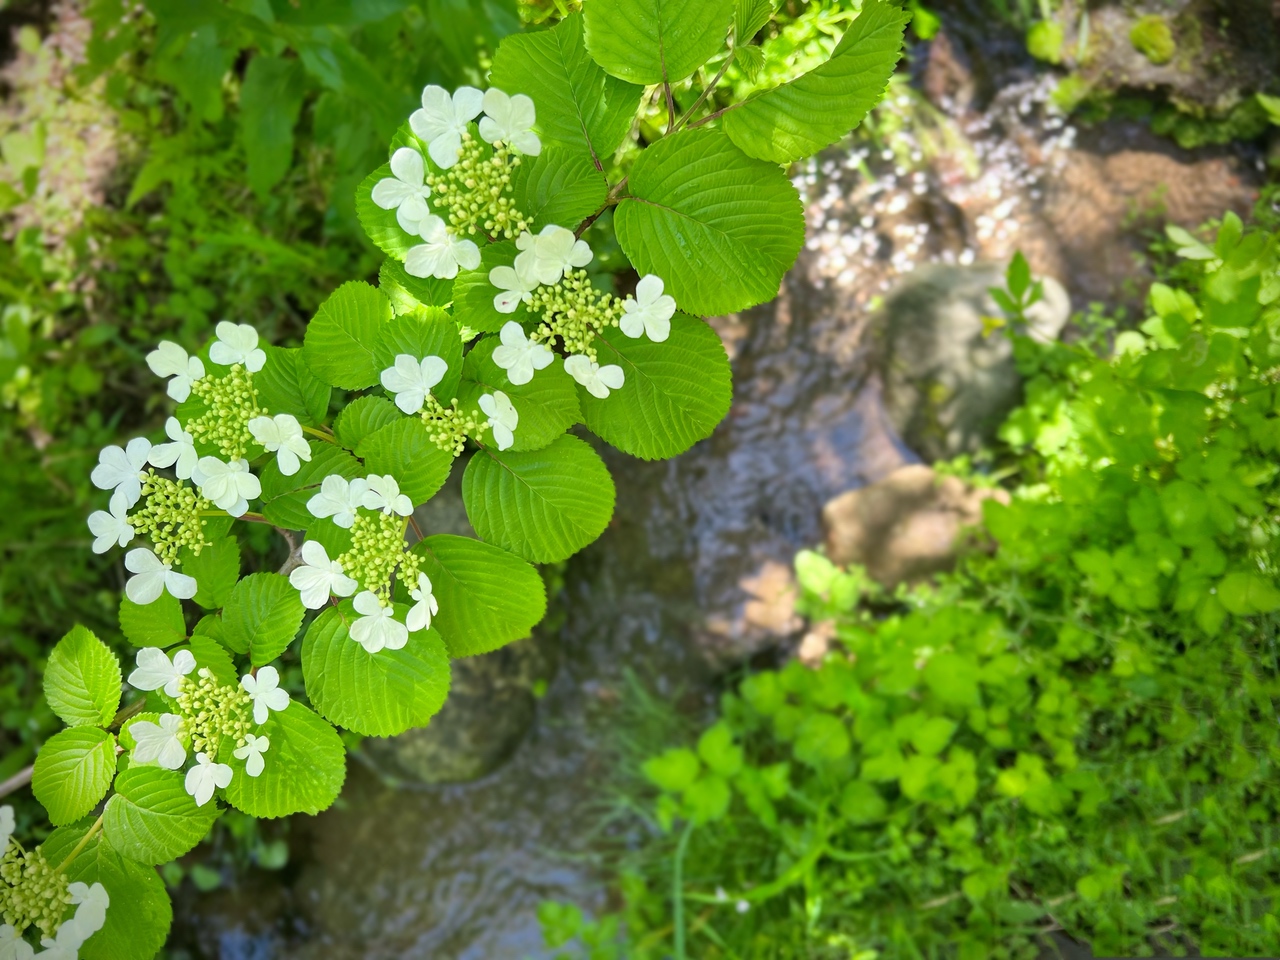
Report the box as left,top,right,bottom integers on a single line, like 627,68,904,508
1027,20,1066,64
1151,95,1268,147
1130,14,1176,65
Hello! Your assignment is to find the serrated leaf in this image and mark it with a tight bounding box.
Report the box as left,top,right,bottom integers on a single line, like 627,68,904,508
302,605,451,737
513,145,609,231
458,335,582,452
302,280,394,390
222,701,345,818
371,308,464,401
735,0,774,42
103,765,221,865
410,534,547,656
356,161,420,260
32,727,118,825
463,435,616,562
119,592,187,647
615,128,804,315
334,395,403,450
379,257,453,312
253,345,331,426
583,0,733,85
489,13,644,165
222,573,305,665
453,241,531,335
45,625,122,728
180,537,241,610
722,0,907,164
356,416,454,506
181,629,239,687
578,312,731,459
259,441,363,529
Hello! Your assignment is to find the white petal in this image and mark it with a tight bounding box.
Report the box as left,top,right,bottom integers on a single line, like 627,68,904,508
452,85,484,122
290,564,336,609
371,177,417,210
389,147,425,186
427,130,463,169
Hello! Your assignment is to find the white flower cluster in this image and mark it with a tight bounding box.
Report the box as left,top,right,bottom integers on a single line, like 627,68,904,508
378,350,518,452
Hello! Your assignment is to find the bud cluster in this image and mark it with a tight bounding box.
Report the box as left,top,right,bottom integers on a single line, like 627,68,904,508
186,364,262,460
425,132,531,240
528,270,625,360
129,471,212,564
337,512,423,604
421,394,490,456
0,845,70,939
176,668,253,758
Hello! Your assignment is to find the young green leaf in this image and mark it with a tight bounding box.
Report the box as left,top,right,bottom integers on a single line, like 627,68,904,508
259,441,363,529
333,395,403,451
371,307,464,401
356,416,454,506
103,765,222,865
119,592,187,648
302,281,394,390
180,537,242,610
513,146,609,231
222,573,305,665
379,257,453,312
222,701,345,818
583,0,734,85
32,726,118,825
44,625,122,728
458,335,582,452
253,345,332,426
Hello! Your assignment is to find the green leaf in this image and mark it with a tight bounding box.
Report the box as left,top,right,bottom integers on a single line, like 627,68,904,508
923,653,982,707
463,435,616,562
453,241,532,335
119,592,187,648
259,441,363,529
371,307,464,402
334,395,403,450
411,534,547,656
222,701,345,818
909,715,958,756
44,625,121,728
181,537,241,610
643,747,702,791
379,257,453,312
839,780,886,824
489,12,644,164
722,0,907,164
697,722,744,777
240,55,306,197
735,0,774,43
356,416,454,506
615,128,804,315
458,335,582,452
302,280,394,390
32,727,117,825
222,573,305,665
302,606,452,737
578,313,731,459
183,629,239,687
792,713,850,766
583,0,733,85
253,345,332,426
513,145,609,231
356,159,420,260
103,765,221,865
1217,571,1280,616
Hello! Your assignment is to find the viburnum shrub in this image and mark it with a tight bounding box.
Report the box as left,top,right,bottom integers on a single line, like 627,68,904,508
2,3,908,956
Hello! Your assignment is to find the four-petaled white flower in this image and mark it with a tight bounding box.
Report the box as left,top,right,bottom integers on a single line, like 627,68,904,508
36,921,83,960
515,225,592,285
565,354,625,399
208,320,266,372
1,923,34,960
362,474,413,516
124,549,198,605
289,540,358,609
145,341,205,402
349,591,409,653
240,665,290,725
371,147,433,234
148,416,199,480
247,413,311,477
478,391,518,451
0,805,14,854
479,88,541,155
491,321,553,386
409,84,484,169
128,647,196,698
185,752,233,807
380,354,448,415
88,489,135,555
66,881,110,942
620,274,676,342
129,713,187,770
489,254,541,314
233,733,270,778
406,572,439,633
306,475,369,529
192,456,261,517
91,437,152,507
405,215,481,280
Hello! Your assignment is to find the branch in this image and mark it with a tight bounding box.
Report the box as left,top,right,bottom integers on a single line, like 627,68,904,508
674,49,734,133
0,765,32,800
574,176,630,238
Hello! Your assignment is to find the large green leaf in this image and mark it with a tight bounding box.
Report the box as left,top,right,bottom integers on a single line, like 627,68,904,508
583,0,733,85
181,536,241,610
615,128,804,315
44,625,121,728
489,13,644,165
371,307,464,401
356,161,419,259
453,241,531,335
103,765,221,865
578,312,732,459
334,395,402,451
222,701,345,818
458,335,581,452
379,257,453,312
222,572,305,665
259,440,363,529
411,534,547,656
722,0,908,163
302,281,394,390
356,416,454,506
119,592,187,648
463,434,616,562
32,726,117,825
254,345,332,426
513,145,609,231
240,55,306,197
302,605,451,737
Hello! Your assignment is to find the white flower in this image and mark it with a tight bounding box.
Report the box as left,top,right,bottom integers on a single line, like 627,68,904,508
240,665,290,725
148,417,198,480
208,321,266,372
87,490,135,555
371,147,432,234
489,255,541,314
620,274,676,342
409,84,484,169
128,647,196,697
145,341,204,402
565,354,625,399
479,88,541,155
405,215,481,280
90,438,152,507
129,713,187,770
67,881,109,941
406,572,439,633
0,806,13,854
247,413,311,477
491,322,554,386
478,391,518,451
124,549,198,605
349,591,408,653
289,540,358,609
192,456,261,517
185,752,233,807
362,474,413,516
0,924,33,960
36,924,81,960
380,354,448,415
233,733,270,778
306,475,369,529
515,225,592,285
